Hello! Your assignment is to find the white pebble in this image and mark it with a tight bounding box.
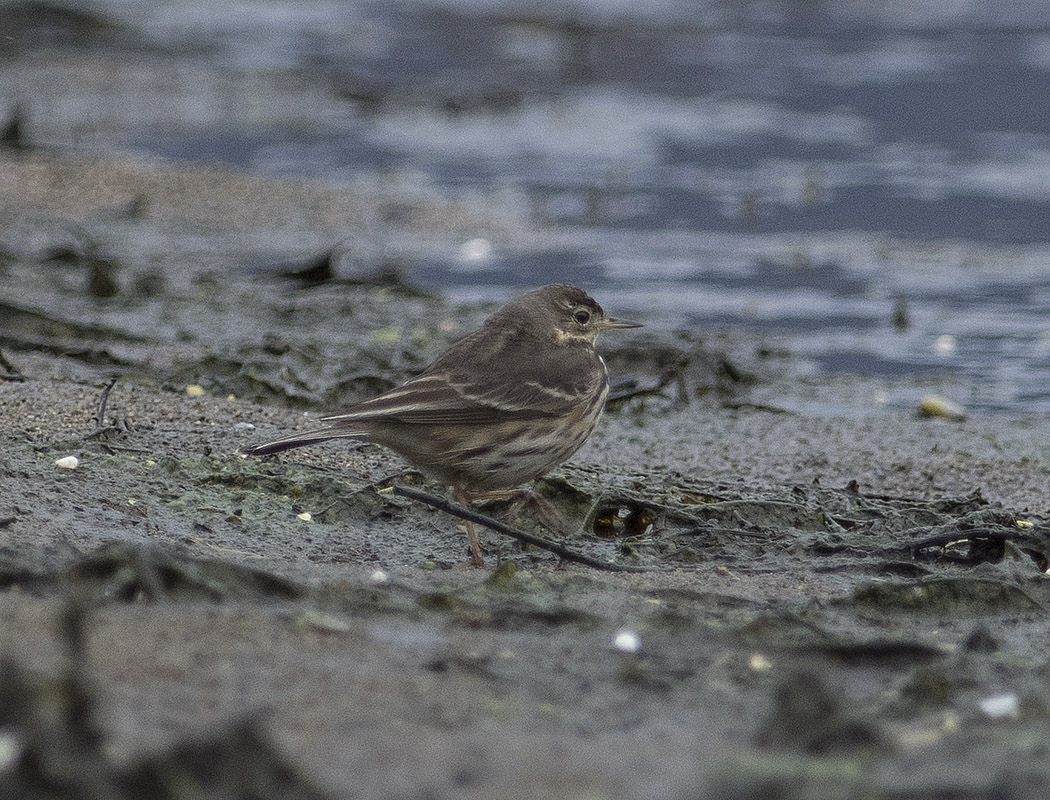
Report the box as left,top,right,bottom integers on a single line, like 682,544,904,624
459,237,492,262
613,629,641,653
979,692,1019,719
748,653,773,672
369,569,389,584
0,729,23,771
54,455,79,470
933,334,957,356
296,512,312,522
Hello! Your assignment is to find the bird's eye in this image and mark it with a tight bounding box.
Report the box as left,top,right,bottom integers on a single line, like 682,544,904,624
573,308,591,325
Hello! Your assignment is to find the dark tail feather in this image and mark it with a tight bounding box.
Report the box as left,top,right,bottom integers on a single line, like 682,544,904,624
239,428,365,457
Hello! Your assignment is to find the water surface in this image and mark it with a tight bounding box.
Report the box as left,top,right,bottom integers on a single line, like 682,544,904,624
5,0,1050,411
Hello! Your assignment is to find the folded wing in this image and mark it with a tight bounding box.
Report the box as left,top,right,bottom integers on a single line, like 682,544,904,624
319,372,580,426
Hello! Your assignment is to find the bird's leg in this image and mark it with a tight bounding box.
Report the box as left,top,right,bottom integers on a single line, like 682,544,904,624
460,487,573,536
453,486,485,566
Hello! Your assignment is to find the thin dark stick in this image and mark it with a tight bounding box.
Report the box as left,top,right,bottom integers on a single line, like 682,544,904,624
94,376,118,428
391,485,656,573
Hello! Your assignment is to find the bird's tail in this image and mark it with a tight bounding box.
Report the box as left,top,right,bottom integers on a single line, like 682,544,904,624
239,427,366,457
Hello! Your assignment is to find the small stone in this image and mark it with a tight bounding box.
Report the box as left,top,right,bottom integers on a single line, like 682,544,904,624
369,326,401,344
933,334,957,356
296,512,312,522
963,626,999,653
613,629,641,653
185,384,205,397
297,609,352,634
0,730,23,771
54,455,79,469
749,653,773,672
918,395,966,421
459,237,492,261
979,692,1019,719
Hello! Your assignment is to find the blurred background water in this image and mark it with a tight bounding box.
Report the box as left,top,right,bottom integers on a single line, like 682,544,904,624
4,0,1050,412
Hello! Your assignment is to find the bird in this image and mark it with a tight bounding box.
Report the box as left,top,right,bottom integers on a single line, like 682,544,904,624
241,283,642,565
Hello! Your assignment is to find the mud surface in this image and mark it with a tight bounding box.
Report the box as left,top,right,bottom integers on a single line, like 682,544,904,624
5,153,1050,800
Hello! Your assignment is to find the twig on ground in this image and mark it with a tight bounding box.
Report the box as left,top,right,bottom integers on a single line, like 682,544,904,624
84,376,132,441
94,376,118,428
391,484,657,573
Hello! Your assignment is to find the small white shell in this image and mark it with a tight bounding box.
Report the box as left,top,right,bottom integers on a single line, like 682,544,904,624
933,334,957,356
748,653,773,672
979,692,1019,719
459,237,492,261
0,730,23,771
613,629,641,653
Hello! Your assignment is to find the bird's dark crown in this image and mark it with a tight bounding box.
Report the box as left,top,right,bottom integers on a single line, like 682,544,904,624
478,284,639,348
519,284,609,345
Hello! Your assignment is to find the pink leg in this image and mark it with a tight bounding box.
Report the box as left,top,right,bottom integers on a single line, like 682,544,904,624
454,487,485,566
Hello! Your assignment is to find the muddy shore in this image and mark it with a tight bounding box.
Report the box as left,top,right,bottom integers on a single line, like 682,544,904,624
4,151,1050,799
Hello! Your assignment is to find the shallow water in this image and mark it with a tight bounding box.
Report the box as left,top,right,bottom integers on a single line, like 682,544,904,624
5,0,1050,411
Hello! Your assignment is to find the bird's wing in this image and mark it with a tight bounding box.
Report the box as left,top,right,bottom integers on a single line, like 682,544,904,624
318,372,578,426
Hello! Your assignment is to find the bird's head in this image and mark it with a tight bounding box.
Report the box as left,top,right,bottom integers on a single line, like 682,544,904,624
537,284,642,345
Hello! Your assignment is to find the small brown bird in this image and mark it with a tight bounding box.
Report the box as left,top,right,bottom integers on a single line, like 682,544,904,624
241,283,641,564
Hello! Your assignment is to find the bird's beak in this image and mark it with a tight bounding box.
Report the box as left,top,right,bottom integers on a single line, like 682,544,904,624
604,317,643,329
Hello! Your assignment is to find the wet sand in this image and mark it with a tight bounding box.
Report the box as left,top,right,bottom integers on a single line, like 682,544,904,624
3,152,1050,799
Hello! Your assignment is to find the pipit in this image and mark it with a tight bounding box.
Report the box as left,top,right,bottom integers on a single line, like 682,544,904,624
241,283,641,565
